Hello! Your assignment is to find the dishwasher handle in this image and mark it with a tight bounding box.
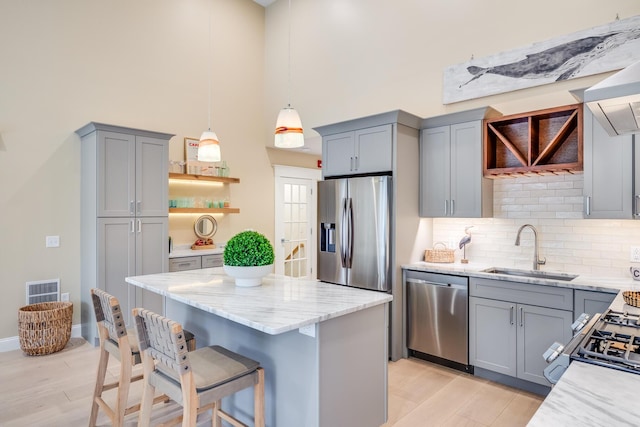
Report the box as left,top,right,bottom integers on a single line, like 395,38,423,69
405,277,467,291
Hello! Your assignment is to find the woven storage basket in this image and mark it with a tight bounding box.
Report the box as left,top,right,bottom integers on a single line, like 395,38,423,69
18,301,73,356
623,291,640,308
425,242,455,263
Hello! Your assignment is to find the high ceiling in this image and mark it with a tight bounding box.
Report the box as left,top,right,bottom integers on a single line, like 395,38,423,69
253,0,276,7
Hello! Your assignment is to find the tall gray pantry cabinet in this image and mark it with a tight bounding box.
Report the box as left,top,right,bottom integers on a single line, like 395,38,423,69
77,122,173,346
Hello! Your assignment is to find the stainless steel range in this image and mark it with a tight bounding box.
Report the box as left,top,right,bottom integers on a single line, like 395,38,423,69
544,309,640,383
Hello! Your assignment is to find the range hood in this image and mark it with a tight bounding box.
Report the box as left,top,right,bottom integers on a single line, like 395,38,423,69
584,60,640,137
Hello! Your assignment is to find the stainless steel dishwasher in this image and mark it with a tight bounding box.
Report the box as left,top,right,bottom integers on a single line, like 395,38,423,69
406,269,471,372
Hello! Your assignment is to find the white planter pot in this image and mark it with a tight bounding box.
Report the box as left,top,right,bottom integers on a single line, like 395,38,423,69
224,264,273,287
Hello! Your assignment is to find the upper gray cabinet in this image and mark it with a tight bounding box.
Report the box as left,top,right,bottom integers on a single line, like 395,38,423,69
420,108,498,218
315,110,421,178
583,107,635,219
77,123,170,218
323,125,392,177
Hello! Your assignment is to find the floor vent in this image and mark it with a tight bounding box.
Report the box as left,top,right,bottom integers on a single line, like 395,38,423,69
26,279,60,305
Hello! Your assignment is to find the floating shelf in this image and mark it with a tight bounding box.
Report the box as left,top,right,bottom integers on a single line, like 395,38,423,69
169,207,240,214
168,173,240,184
484,104,583,178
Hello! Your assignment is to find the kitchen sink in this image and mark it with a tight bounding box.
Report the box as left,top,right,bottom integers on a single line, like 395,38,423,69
481,267,577,282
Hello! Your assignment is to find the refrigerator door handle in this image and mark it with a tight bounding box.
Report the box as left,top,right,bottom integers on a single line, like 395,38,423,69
345,197,354,268
340,197,348,268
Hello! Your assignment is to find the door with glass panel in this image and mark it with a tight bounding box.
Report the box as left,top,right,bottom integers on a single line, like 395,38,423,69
274,166,320,279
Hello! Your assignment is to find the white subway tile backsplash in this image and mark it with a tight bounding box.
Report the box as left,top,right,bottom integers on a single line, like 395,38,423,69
430,174,640,278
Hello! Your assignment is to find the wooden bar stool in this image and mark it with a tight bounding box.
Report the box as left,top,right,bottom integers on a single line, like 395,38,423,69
89,289,195,427
132,307,265,427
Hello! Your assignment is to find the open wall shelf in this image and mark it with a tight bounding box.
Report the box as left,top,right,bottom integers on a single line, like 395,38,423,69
484,104,583,178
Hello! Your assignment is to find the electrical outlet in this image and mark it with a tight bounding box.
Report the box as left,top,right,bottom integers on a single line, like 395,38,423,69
631,246,640,263
61,293,69,302
46,235,60,248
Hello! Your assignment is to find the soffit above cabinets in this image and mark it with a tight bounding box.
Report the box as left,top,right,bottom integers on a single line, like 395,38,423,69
253,0,276,7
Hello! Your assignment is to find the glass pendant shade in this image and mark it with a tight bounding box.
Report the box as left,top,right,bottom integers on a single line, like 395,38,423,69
274,106,304,148
198,130,221,162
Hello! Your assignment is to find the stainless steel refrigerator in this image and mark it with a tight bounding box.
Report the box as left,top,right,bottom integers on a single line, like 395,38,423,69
318,175,391,292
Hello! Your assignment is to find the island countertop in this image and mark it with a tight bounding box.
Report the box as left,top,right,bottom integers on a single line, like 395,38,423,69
125,267,392,335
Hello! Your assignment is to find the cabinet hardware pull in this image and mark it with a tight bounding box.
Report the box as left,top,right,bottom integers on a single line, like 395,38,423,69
130,201,135,216
350,157,354,171
130,220,135,233
585,196,591,216
354,156,359,170
635,195,640,217
444,200,448,216
520,307,524,327
510,306,514,325
137,219,141,233
451,199,455,216
137,201,141,215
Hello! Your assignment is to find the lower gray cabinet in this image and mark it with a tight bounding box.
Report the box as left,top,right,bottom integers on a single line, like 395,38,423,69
517,304,573,385
169,253,223,272
574,289,616,318
469,297,516,377
469,278,574,386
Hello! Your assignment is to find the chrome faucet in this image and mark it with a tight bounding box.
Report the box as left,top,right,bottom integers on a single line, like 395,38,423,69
515,224,546,270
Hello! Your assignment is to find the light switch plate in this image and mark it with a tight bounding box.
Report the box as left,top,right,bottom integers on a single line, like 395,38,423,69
46,236,60,248
630,246,640,263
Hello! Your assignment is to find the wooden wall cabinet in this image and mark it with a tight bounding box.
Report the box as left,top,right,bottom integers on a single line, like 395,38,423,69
484,104,583,177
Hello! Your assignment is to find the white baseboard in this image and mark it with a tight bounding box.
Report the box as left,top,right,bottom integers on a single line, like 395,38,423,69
0,324,83,353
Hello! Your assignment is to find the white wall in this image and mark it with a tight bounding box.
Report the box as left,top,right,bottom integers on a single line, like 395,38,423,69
0,0,269,339
1,0,639,341
261,0,640,280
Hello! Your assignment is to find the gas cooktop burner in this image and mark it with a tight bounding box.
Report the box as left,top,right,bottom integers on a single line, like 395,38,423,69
602,310,640,327
573,309,640,373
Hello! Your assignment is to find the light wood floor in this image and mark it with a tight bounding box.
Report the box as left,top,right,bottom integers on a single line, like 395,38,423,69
0,338,543,426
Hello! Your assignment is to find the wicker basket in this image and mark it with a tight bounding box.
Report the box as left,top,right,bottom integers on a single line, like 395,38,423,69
18,301,73,356
425,242,455,263
623,291,640,308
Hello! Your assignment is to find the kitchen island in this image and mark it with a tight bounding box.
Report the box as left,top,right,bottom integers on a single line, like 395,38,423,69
126,268,392,427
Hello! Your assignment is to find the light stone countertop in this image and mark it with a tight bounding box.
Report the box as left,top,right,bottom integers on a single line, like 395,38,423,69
402,261,639,293
126,268,392,335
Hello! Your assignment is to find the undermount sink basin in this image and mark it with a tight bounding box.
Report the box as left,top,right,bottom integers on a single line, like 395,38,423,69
481,267,577,282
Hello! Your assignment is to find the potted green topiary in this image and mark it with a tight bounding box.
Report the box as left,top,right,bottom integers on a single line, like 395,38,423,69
223,230,275,287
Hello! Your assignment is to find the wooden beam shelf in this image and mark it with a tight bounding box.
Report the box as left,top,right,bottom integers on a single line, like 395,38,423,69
169,207,240,214
168,172,240,184
484,104,583,178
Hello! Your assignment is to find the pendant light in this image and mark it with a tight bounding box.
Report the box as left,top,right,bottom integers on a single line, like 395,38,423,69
198,0,221,162
274,0,304,148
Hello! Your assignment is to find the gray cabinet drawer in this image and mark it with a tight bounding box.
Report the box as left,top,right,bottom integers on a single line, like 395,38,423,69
202,254,223,268
169,256,201,272
469,277,573,311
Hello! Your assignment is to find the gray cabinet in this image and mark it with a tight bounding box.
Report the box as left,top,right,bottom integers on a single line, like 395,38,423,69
322,124,392,177
420,108,496,218
169,253,223,272
574,289,616,317
78,122,173,346
469,278,573,386
583,107,635,218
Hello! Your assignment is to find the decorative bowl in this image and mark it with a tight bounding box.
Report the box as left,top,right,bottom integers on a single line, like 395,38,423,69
224,264,273,287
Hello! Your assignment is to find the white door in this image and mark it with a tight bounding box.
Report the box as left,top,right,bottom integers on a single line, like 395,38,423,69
274,165,321,278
